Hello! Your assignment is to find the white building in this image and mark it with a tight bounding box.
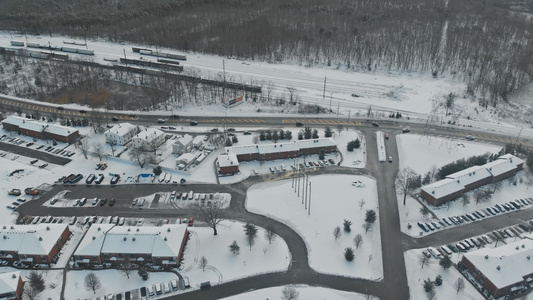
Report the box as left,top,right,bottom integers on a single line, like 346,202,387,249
74,224,189,267
104,123,138,146
172,134,193,154
175,152,198,169
131,128,166,150
192,135,206,148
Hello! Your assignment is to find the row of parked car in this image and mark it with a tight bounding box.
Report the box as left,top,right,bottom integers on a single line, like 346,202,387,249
417,198,533,233
425,220,533,259
141,278,189,298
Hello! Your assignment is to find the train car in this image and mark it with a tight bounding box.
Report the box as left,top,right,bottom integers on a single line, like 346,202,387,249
132,47,145,53
157,59,180,65
51,53,69,60
10,41,24,46
165,53,187,61
140,49,152,55
61,47,79,53
26,42,41,48
77,49,94,55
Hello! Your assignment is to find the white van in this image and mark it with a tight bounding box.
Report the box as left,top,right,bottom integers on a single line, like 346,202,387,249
188,191,194,200
170,191,176,199
147,285,155,296
155,283,162,295
164,282,171,293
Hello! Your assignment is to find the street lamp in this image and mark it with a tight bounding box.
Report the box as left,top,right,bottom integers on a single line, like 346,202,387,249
308,181,312,215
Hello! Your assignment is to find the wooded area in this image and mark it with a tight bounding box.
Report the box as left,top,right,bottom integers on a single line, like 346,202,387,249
0,0,532,106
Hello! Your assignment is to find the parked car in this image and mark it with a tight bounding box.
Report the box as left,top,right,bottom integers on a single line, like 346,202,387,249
30,159,38,164
100,198,107,206
188,218,194,227
371,122,379,127
109,198,116,206
110,175,120,184
8,189,21,196
92,198,99,206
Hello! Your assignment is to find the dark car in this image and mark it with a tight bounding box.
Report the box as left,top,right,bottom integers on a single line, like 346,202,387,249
371,122,379,127
79,110,87,114
110,175,120,184
402,128,411,133
211,128,219,133
295,122,304,127
227,128,235,132
190,121,198,126
112,117,119,122
100,198,107,206
109,198,116,206
30,159,38,164
95,174,105,184
243,131,252,135
57,106,64,110
8,189,21,196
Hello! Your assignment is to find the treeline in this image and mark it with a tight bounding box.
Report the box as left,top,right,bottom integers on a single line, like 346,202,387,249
436,153,495,180
0,0,531,105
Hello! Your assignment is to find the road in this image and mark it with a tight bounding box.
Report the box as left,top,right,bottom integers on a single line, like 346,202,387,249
4,97,532,299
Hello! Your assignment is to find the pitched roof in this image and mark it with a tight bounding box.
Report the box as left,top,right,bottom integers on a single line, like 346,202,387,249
0,224,68,256
421,178,464,199
75,224,188,258
133,128,165,141
464,238,533,289
2,116,78,137
105,123,137,136
447,165,491,186
0,271,20,295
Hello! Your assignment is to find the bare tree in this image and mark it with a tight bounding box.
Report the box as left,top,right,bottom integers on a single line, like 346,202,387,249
264,226,277,244
524,170,533,190
129,148,155,168
461,194,470,206
79,138,89,159
333,226,341,240
363,222,372,234
119,258,135,279
93,142,104,161
454,277,465,295
419,255,430,269
194,200,226,235
473,188,492,204
199,256,208,271
359,199,366,210
84,273,101,294
353,234,363,249
336,124,344,135
109,140,117,157
89,110,105,134
396,167,418,205
281,286,299,300
22,286,39,300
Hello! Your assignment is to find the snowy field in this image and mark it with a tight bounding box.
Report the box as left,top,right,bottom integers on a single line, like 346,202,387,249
246,175,382,279
222,285,369,300
404,249,483,300
394,134,533,238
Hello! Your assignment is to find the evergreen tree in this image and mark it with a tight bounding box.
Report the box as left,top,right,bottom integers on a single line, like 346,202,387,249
344,247,355,261
324,126,332,137
365,210,377,223
229,240,240,255
423,278,434,293
343,219,352,232
439,255,452,269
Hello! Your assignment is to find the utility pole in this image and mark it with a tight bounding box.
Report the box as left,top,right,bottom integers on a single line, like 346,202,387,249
329,91,333,112
222,60,226,105
323,77,327,100
337,102,340,117
515,127,524,147
304,174,309,209
308,181,312,215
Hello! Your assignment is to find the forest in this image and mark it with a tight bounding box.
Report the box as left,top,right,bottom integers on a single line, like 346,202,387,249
0,0,532,107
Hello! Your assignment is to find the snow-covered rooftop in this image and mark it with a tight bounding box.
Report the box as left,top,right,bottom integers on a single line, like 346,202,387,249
175,134,193,147
192,135,205,145
0,224,68,256
75,224,188,258
133,128,164,140
218,151,239,168
420,178,463,199
0,271,20,295
105,123,137,136
421,154,522,199
464,238,533,289
227,138,337,156
176,152,197,164
447,165,491,186
2,116,77,137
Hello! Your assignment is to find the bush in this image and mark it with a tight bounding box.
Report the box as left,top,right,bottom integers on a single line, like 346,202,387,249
344,247,354,261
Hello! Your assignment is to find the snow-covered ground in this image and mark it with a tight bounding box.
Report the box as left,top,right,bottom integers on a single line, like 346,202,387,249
222,285,369,300
404,249,483,300
246,174,382,279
